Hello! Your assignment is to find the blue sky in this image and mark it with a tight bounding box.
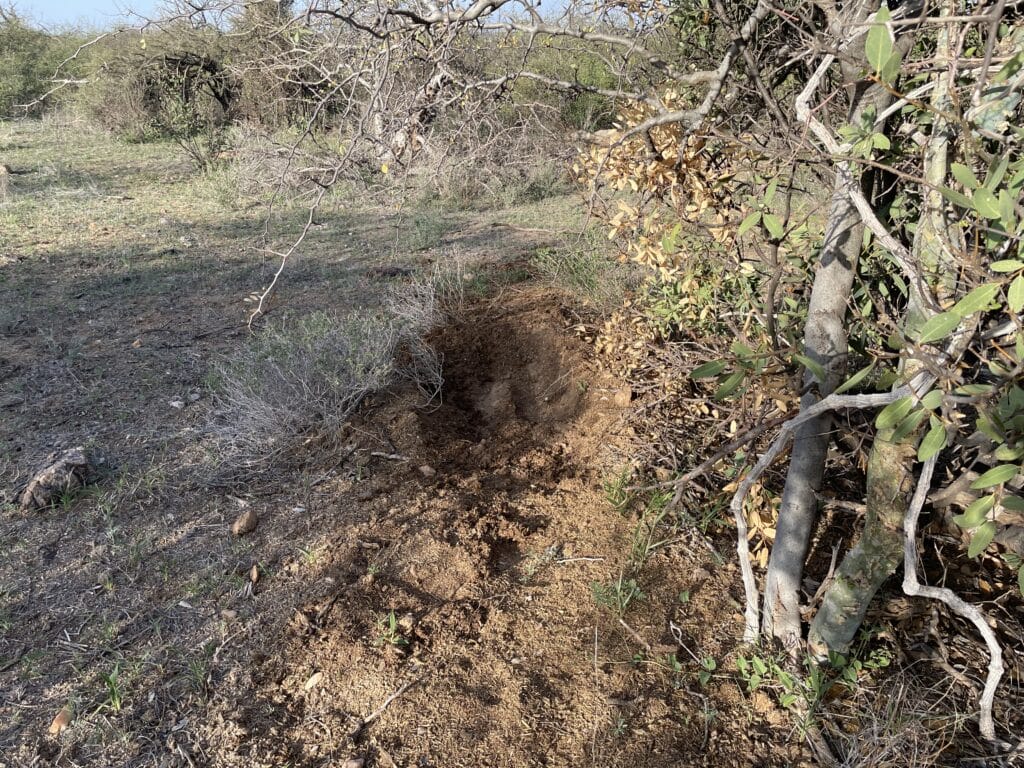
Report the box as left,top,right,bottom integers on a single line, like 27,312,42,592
15,0,162,28
20,0,573,29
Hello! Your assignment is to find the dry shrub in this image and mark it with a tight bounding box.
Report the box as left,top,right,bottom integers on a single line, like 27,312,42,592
385,255,466,402
818,673,967,768
210,311,396,469
210,257,466,471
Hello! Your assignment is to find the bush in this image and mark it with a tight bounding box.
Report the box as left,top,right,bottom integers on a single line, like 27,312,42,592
210,258,465,469
0,9,84,117
211,312,397,466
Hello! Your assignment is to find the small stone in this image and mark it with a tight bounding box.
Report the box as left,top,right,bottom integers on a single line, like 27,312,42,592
249,564,260,584
49,706,73,735
304,671,323,691
220,609,238,621
417,464,436,478
397,613,415,632
168,399,185,410
692,567,711,583
341,759,365,768
356,487,375,502
231,509,258,536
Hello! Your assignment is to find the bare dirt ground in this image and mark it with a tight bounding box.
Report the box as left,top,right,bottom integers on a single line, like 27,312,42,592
12,116,1016,768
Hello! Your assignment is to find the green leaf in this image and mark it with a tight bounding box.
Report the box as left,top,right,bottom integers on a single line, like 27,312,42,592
987,154,1010,189
952,283,1001,317
1000,495,1024,512
973,187,1001,219
1000,189,1016,230
762,213,785,240
953,494,995,528
764,178,778,206
738,212,761,236
835,361,876,395
714,370,746,400
939,186,973,209
990,259,1024,273
918,419,947,461
915,312,960,344
892,407,928,441
865,11,894,75
971,464,1020,489
1009,275,1024,314
879,51,902,84
793,354,826,383
955,383,993,396
1018,565,1024,597
994,444,1024,461
730,340,755,359
919,390,942,410
876,395,914,430
968,521,997,558
690,360,728,379
951,163,980,190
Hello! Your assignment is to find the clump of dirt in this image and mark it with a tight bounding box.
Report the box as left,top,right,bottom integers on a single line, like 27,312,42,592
189,289,812,768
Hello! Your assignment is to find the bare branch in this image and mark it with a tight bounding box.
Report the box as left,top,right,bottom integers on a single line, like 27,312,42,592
902,456,1006,744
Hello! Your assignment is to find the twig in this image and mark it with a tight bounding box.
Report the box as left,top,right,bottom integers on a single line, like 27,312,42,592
902,455,1005,744
617,618,652,654
349,674,423,738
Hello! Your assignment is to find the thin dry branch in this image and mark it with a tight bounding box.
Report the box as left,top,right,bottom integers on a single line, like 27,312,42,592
902,455,1006,744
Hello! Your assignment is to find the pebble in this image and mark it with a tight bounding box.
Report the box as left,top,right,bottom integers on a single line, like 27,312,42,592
231,509,258,536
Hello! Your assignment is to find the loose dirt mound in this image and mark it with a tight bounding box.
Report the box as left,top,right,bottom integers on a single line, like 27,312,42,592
198,291,635,766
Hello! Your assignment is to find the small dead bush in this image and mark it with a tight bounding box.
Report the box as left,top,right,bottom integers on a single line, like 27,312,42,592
210,258,467,470
385,255,466,402
818,674,966,768
210,311,397,468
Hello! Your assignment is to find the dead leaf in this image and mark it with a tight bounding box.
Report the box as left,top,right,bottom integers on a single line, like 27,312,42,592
249,564,260,584
304,671,323,691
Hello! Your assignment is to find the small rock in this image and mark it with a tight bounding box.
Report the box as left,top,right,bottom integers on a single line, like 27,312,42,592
48,706,73,735
417,464,436,478
188,392,201,402
341,759,365,768
220,609,238,621
18,447,92,512
249,564,260,584
356,487,375,502
168,399,185,410
231,509,258,536
692,567,711,584
397,613,415,632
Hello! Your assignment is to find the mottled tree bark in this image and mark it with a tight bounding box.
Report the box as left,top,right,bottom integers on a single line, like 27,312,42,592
807,0,961,655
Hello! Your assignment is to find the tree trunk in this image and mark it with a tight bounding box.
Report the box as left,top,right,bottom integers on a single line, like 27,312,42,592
760,180,864,648
761,0,916,647
807,0,960,656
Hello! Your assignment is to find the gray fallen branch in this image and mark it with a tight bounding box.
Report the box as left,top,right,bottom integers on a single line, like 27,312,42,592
902,455,1005,744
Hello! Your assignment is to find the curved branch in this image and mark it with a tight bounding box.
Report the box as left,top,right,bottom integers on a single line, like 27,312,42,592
902,455,1005,744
